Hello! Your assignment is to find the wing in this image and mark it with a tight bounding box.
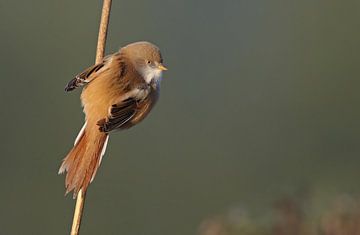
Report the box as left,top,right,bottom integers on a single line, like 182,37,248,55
64,63,105,92
64,54,120,92
97,97,139,133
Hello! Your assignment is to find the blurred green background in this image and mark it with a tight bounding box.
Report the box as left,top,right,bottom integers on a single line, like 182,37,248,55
1,0,359,234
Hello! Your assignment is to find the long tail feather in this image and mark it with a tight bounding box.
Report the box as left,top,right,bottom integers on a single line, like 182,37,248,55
59,124,109,198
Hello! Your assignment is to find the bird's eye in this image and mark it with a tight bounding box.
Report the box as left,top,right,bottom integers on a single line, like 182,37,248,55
147,60,151,64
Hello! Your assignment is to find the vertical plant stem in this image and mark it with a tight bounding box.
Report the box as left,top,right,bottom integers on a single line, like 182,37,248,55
70,1,112,234
96,0,112,64
70,189,86,235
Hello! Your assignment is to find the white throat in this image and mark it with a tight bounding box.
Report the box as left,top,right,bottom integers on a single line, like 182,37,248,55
140,66,163,84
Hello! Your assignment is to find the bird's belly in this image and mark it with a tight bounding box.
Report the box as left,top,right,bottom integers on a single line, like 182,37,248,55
128,89,159,127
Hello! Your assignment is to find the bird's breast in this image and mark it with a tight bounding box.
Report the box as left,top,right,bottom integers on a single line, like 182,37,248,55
130,88,159,125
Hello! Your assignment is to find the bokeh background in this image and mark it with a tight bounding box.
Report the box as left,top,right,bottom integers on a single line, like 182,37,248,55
1,0,360,234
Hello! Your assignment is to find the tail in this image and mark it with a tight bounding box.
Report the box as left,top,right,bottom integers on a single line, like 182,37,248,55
59,122,109,198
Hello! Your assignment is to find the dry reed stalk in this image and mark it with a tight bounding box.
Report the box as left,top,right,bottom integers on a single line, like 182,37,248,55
70,1,112,234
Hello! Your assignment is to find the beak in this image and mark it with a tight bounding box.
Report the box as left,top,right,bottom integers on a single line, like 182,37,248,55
158,64,168,71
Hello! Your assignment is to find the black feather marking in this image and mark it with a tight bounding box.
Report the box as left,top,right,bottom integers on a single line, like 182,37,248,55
85,64,104,78
65,78,80,92
97,98,138,133
64,62,106,92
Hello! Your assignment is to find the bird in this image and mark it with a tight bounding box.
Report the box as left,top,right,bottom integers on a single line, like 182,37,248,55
59,41,167,197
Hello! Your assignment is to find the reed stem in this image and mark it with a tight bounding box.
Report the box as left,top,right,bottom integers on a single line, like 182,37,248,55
70,1,112,234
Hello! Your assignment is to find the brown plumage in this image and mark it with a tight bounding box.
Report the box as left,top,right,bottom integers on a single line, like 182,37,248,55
59,41,167,197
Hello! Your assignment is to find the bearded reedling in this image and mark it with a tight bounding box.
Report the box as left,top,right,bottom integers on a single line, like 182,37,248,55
59,41,167,197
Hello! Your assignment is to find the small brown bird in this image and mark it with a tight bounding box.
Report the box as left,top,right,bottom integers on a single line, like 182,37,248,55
59,41,167,197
